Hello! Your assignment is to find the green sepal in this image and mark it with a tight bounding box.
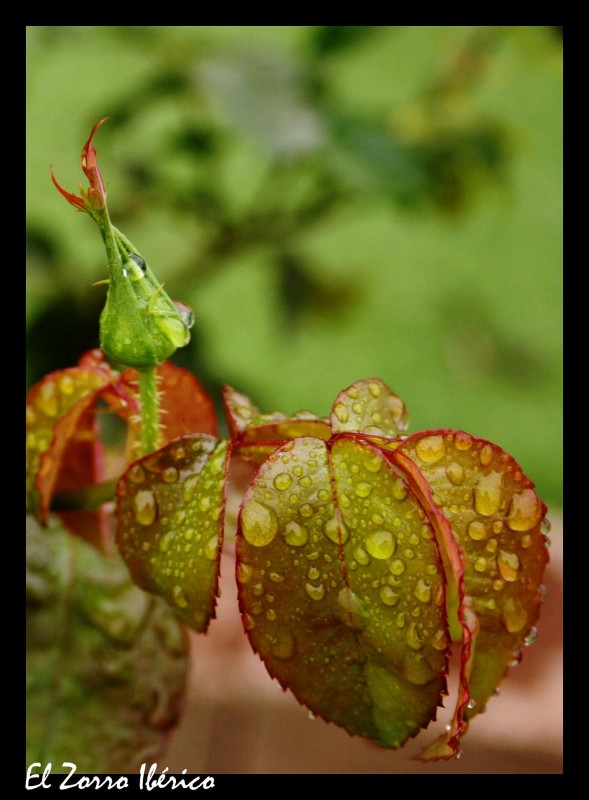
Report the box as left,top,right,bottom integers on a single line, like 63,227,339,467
99,227,192,369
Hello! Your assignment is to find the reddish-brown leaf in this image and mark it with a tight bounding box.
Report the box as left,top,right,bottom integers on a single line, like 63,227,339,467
223,384,330,465
26,366,116,522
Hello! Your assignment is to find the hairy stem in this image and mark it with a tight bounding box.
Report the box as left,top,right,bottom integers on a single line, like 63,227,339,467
138,368,160,456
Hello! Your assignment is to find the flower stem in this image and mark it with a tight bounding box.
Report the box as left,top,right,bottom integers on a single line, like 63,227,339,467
138,368,160,455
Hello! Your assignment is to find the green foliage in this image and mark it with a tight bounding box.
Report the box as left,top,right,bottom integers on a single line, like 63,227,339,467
26,514,188,773
26,26,562,506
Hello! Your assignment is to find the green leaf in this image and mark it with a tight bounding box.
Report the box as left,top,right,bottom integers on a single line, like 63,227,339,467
394,430,549,759
26,514,188,773
330,378,409,437
116,434,229,632
236,436,449,748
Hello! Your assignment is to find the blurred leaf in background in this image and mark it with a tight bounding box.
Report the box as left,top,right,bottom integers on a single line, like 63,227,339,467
26,26,562,508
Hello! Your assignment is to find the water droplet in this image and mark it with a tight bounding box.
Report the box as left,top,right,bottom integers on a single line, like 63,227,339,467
389,558,405,576
307,566,320,581
366,530,396,560
392,480,408,501
474,556,487,573
367,381,382,398
403,653,434,685
395,612,406,628
251,601,263,616
252,583,264,597
133,490,157,526
502,598,528,633
493,579,504,591
486,537,498,554
308,711,316,721
454,432,472,451
430,629,449,651
333,402,349,423
521,533,532,549
273,472,292,491
162,466,179,484
474,471,502,516
506,489,542,531
299,503,314,518
413,579,432,604
173,585,188,608
379,586,399,607
269,572,284,583
479,444,493,467
204,534,218,560
353,545,371,566
128,464,145,484
36,381,59,417
236,563,253,584
467,698,477,710
299,475,312,488
241,499,278,546
406,622,425,650
541,517,552,534
323,516,349,545
272,626,296,660
447,462,465,485
415,435,445,464
26,405,37,426
58,374,75,395
510,650,523,667
159,530,175,552
467,519,486,541
538,584,547,604
198,495,211,512
242,613,255,631
283,521,308,547
524,626,538,646
497,550,520,582
305,582,326,601
182,475,199,502
364,455,383,475
266,608,277,622
354,481,373,498
337,589,369,628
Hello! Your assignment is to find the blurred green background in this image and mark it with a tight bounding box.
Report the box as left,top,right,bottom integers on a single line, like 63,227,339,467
26,26,562,508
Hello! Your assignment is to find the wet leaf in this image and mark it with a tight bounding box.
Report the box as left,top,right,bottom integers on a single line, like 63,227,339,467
330,378,409,437
26,364,116,521
236,436,449,748
26,514,188,773
394,430,549,758
116,434,229,632
223,384,330,465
